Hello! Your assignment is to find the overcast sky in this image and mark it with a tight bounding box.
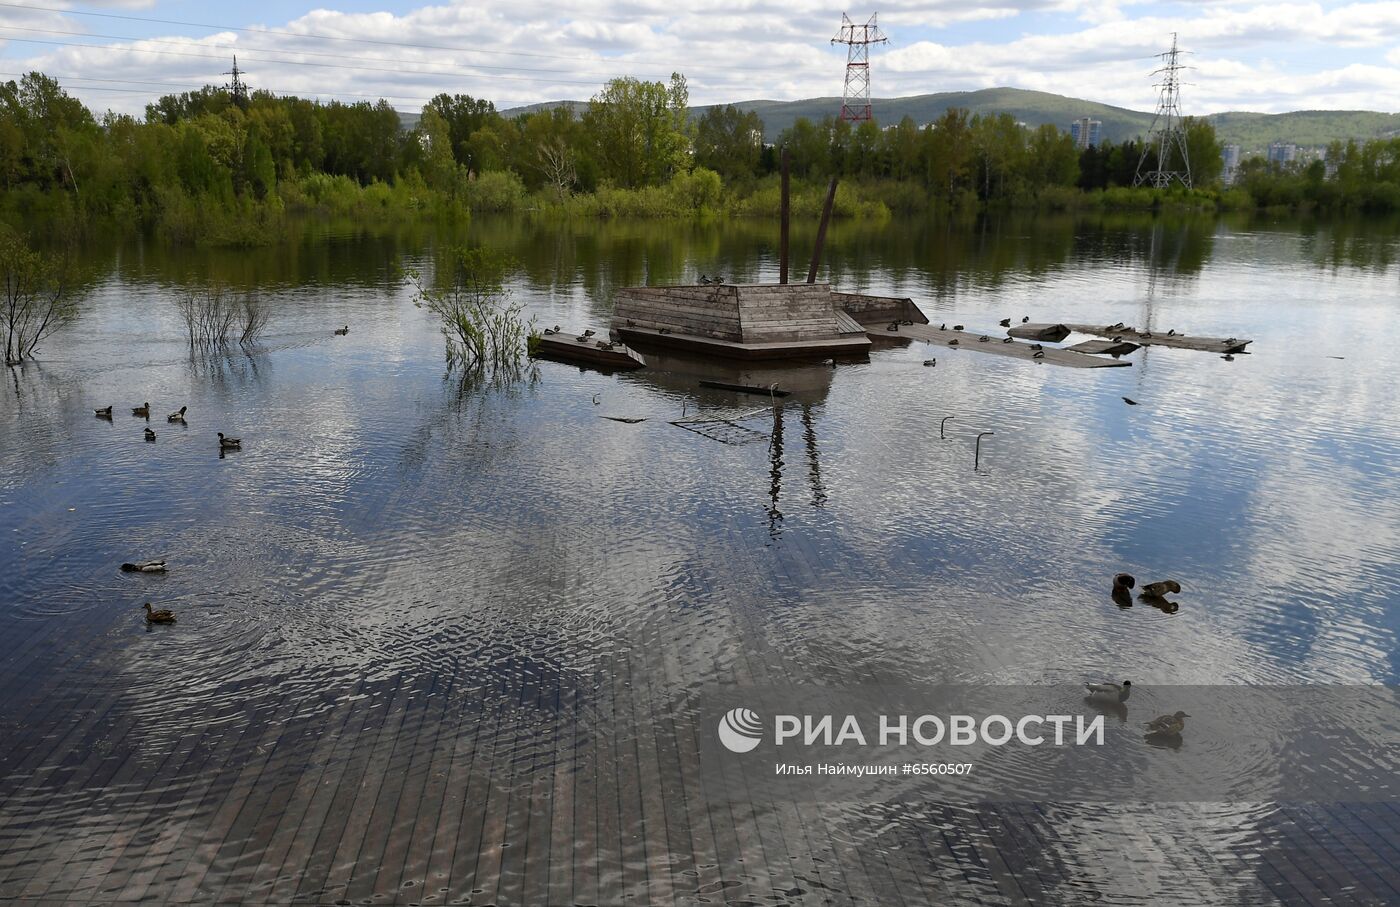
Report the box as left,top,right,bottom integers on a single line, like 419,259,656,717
2,1,1398,118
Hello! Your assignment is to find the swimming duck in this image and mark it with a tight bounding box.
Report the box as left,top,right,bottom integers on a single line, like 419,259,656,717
1141,579,1181,598
999,318,1011,327
952,324,964,331
583,329,596,337
939,323,946,330
948,338,959,346
1033,350,1045,359
94,406,113,417
700,275,712,285
978,335,990,342
1222,354,1235,361
143,602,176,624
334,325,349,336
886,322,900,332
1029,343,1043,350
1021,316,1030,323
1113,573,1136,592
144,427,156,442
1122,397,1138,406
217,432,241,450
1002,337,1013,343
923,359,936,367
1145,711,1189,736
122,561,167,572
132,402,150,417
1085,680,1131,703
167,406,187,423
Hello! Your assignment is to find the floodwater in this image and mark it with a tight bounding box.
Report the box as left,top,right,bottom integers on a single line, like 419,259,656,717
2,212,1398,904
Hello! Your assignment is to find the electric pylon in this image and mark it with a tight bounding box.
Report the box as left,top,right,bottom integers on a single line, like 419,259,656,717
831,13,887,123
1134,33,1192,189
223,55,249,108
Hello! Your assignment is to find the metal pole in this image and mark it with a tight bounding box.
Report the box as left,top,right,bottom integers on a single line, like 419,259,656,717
779,150,790,284
940,416,955,439
807,177,839,283
975,431,994,470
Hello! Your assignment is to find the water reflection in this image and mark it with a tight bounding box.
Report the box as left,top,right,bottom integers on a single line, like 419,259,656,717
2,212,1399,903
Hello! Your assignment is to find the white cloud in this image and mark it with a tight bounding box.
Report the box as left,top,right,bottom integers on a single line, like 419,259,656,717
2,0,1399,116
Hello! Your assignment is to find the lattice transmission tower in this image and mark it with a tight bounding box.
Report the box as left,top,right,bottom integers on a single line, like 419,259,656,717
1134,33,1192,188
223,55,250,109
831,13,888,123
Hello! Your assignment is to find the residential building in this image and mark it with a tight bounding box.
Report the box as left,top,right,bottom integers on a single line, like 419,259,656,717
1070,117,1102,149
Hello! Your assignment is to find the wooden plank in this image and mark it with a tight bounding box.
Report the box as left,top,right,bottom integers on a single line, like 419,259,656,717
1064,322,1252,353
1065,338,1140,356
1007,322,1072,342
533,331,645,370
616,325,871,361
881,323,1131,369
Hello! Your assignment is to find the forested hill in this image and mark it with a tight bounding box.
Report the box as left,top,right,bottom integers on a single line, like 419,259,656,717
501,88,1400,153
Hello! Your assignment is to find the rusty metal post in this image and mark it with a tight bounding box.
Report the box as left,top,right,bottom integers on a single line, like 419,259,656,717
807,177,838,283
779,150,790,284
975,431,995,470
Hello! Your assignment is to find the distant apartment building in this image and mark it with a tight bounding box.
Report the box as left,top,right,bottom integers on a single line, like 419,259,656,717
1222,144,1241,184
1267,142,1299,165
1070,117,1103,149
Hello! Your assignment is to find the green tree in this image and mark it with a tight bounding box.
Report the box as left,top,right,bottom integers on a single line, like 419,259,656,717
583,73,690,188
694,105,763,182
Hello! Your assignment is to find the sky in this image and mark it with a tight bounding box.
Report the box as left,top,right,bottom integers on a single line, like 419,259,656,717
2,0,1399,117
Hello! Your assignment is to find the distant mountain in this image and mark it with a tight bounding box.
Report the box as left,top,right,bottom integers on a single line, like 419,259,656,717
495,87,1400,155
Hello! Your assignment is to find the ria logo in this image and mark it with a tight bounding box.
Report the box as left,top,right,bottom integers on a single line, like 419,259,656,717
718,707,763,753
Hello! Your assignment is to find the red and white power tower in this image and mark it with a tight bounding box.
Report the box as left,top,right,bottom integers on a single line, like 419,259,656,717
831,13,888,123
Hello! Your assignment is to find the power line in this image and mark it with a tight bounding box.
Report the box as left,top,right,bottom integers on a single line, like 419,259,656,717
0,23,666,80
0,68,441,107
0,0,771,71
0,33,618,88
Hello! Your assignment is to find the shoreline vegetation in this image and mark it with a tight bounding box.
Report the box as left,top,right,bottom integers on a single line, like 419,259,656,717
4,71,1400,247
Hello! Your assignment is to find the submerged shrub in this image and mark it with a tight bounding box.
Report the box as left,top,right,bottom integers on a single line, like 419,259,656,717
408,246,533,375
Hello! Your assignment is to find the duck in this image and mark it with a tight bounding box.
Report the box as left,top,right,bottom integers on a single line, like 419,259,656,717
1085,680,1131,703
143,602,176,624
1113,573,1136,592
999,318,1011,327
952,324,964,331
939,323,947,330
922,359,936,367
1122,397,1138,406
659,327,672,335
1029,343,1043,350
700,274,712,285
1002,337,1013,343
1141,579,1181,598
886,322,900,332
947,338,959,346
167,406,187,423
144,427,156,442
217,432,241,450
122,560,167,573
334,325,349,336
1145,711,1189,736
583,329,596,337
1033,350,1045,359
132,402,150,418
1021,316,1030,323
978,335,990,342
94,406,113,417
1222,353,1235,361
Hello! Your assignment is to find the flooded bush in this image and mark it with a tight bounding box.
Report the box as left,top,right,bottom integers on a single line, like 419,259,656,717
409,247,533,375
0,227,75,364
175,287,269,347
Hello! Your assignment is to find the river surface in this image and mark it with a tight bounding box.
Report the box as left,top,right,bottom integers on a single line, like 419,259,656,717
1,212,1398,904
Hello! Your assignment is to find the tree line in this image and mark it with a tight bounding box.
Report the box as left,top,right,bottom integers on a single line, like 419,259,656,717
3,69,1398,242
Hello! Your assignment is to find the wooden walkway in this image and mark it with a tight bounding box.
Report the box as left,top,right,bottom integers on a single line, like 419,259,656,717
3,616,1397,904
876,323,1131,369
1063,322,1252,354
